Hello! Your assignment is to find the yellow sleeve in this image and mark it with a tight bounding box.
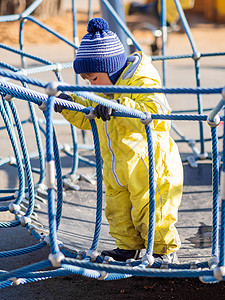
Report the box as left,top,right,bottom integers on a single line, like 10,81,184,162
61,94,93,130
116,78,171,132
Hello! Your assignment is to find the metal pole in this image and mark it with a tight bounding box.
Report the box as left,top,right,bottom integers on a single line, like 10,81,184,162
100,0,130,55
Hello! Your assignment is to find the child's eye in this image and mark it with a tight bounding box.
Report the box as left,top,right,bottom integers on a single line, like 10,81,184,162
92,77,97,81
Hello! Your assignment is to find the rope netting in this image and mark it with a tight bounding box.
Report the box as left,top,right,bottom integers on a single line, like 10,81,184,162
0,0,225,288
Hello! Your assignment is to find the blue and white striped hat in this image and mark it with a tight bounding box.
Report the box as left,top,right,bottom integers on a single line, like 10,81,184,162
73,18,127,75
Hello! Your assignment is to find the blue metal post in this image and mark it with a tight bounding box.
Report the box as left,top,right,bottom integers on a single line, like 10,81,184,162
100,0,130,55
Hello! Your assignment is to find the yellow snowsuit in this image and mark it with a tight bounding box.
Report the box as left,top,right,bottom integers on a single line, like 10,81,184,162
61,51,183,255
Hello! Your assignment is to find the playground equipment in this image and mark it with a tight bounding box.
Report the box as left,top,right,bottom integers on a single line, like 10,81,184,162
0,0,225,288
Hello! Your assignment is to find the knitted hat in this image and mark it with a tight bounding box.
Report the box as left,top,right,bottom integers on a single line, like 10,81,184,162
73,18,127,75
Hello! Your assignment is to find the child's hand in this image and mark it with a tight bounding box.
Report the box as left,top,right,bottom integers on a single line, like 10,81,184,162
94,104,112,121
54,93,73,113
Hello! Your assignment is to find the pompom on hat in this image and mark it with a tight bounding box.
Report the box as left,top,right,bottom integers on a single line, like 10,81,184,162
73,18,127,75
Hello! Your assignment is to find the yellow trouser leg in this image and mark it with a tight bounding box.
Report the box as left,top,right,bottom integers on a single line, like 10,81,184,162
105,184,145,250
104,134,183,255
128,156,182,255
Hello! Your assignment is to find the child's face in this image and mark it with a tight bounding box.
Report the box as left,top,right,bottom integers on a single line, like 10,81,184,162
80,73,112,85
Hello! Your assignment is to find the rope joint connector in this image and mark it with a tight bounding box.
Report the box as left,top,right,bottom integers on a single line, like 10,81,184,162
8,203,20,213
141,253,154,266
198,152,208,160
14,190,25,199
19,13,27,22
126,258,136,266
77,250,87,260
53,63,63,73
46,81,59,96
208,256,219,268
20,69,28,76
160,260,169,269
48,252,65,268
140,112,152,125
213,266,225,281
27,224,35,235
63,144,71,152
20,215,31,227
43,235,62,247
85,107,96,120
4,94,13,102
86,249,99,262
193,52,201,61
98,271,108,280
8,156,16,165
188,139,196,147
38,102,46,111
207,115,220,127
102,256,114,264
190,260,200,269
9,277,23,285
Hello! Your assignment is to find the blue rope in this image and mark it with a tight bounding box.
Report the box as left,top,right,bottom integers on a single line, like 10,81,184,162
219,109,225,266
14,268,74,280
0,220,21,228
0,280,13,289
28,101,45,184
19,19,26,68
0,96,25,208
0,260,51,282
0,241,46,258
58,84,223,95
7,99,34,217
211,127,220,257
173,0,198,53
0,15,20,22
44,96,60,254
152,52,225,61
0,61,18,71
194,59,205,155
145,124,155,255
61,258,213,278
219,200,225,267
0,43,53,66
21,0,44,18
53,129,63,231
89,119,103,251
0,195,15,201
0,67,223,95
25,16,78,50
69,125,79,175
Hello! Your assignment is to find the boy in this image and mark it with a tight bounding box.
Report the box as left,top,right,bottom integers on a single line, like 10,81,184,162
55,18,183,263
